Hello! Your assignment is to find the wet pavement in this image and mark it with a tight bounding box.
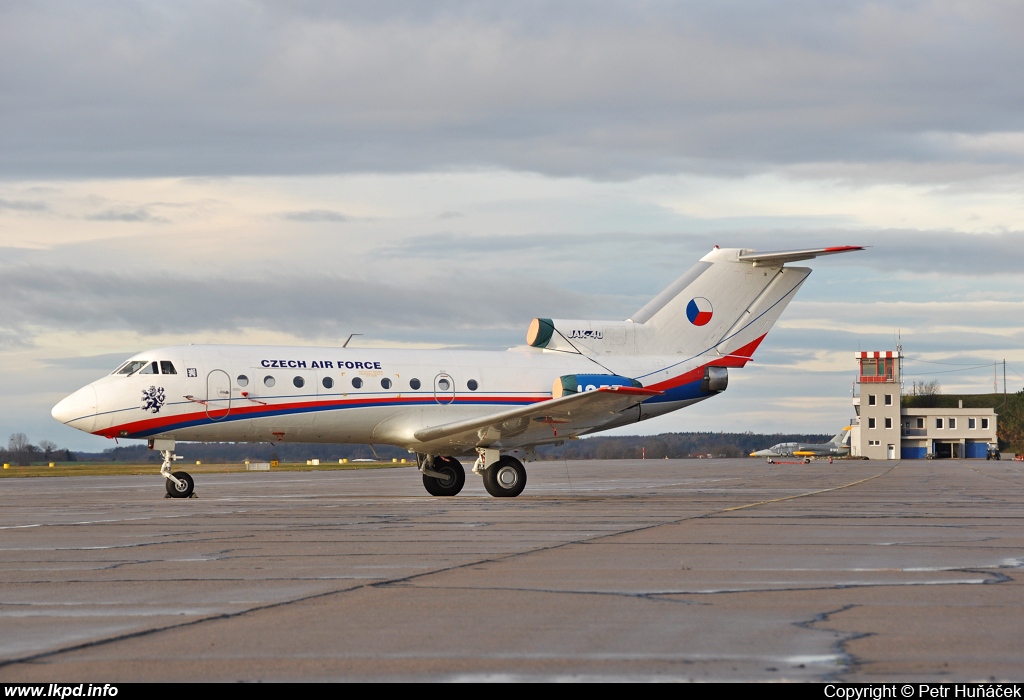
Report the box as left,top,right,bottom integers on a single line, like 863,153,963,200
1,458,1022,681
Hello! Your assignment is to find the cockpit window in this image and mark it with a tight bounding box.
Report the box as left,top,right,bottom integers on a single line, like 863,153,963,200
160,361,177,375
117,360,149,376
139,362,158,374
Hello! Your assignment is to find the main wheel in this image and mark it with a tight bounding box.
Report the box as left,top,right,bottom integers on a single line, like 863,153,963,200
483,456,527,498
165,471,195,498
422,456,465,497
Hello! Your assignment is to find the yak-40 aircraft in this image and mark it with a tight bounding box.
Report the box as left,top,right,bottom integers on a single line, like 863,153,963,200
53,245,861,499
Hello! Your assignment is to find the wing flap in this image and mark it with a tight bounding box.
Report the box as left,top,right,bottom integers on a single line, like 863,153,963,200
413,386,661,447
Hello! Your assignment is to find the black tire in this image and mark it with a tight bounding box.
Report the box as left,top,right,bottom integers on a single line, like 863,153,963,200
422,456,465,497
483,456,527,498
165,471,195,498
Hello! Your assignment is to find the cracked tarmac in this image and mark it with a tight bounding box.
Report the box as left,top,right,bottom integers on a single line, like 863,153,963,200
0,458,1022,681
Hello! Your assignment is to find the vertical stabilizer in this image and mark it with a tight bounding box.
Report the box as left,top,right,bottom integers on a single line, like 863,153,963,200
629,247,811,360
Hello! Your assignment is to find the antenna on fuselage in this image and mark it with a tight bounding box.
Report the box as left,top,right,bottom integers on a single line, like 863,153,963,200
343,333,363,348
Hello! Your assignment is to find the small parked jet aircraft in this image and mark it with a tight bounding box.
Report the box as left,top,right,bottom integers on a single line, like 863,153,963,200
52,245,861,498
750,427,851,463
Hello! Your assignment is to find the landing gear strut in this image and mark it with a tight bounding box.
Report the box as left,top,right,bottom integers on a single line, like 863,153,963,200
418,454,465,497
150,438,194,499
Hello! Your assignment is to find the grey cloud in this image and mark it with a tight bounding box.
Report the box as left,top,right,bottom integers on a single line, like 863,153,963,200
0,197,48,212
280,209,350,222
42,352,139,371
0,263,598,345
86,209,166,223
804,230,1024,276
1,2,1022,180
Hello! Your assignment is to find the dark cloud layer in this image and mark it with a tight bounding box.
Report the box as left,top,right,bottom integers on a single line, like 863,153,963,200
1,1,1022,179
0,263,597,346
280,209,351,222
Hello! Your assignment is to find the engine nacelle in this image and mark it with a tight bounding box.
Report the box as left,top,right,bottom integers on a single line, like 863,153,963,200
527,318,635,355
701,366,729,393
553,373,642,399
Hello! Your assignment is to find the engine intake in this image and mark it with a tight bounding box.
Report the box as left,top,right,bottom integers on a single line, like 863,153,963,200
553,373,642,399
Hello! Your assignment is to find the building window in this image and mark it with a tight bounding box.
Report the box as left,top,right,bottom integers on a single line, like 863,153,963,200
917,418,924,429
969,418,976,429
948,418,956,429
868,394,876,406
982,418,989,430
868,418,876,429
884,394,892,406
936,418,943,429
885,417,892,429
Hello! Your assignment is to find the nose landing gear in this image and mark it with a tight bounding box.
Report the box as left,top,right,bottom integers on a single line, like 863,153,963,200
150,438,195,499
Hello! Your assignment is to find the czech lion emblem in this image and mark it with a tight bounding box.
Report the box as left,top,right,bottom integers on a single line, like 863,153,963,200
142,385,166,413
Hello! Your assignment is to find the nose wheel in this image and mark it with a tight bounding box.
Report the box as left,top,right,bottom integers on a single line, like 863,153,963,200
165,471,195,498
157,444,195,498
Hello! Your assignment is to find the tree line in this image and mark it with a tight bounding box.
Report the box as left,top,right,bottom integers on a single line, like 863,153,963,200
63,432,833,464
1,433,76,466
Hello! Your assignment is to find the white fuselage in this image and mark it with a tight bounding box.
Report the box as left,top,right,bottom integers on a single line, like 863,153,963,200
52,343,721,454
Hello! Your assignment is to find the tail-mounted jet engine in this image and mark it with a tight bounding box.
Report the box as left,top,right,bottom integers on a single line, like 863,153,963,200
552,373,643,398
701,366,728,393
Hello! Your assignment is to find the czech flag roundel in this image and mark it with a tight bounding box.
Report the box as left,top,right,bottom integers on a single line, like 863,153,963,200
686,297,713,326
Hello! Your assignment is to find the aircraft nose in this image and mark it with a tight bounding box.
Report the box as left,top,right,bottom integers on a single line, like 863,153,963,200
52,385,98,433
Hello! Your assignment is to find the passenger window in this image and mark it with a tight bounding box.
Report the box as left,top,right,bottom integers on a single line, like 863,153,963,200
381,378,392,389
140,362,158,374
293,376,305,388
467,379,478,391
437,378,451,391
237,375,249,387
160,361,177,375
352,377,363,389
322,377,334,389
264,376,276,388
410,378,421,390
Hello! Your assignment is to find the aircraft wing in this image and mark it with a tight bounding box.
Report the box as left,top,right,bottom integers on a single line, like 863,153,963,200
738,246,864,267
413,386,661,450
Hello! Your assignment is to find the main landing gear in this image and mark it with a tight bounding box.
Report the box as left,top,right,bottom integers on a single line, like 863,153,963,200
416,449,529,498
150,438,195,499
418,454,466,497
479,454,527,497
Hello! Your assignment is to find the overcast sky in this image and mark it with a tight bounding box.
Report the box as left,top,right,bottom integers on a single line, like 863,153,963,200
3,1,1023,452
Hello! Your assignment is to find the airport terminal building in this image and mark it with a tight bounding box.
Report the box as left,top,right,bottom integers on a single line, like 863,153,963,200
849,350,998,459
